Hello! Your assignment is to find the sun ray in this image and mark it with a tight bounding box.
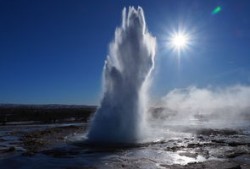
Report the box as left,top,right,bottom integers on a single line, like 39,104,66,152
169,31,190,53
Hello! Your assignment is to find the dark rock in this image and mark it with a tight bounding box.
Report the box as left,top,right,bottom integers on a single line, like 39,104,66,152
0,146,16,153
233,154,250,165
0,138,6,142
197,129,240,136
229,142,248,147
241,164,250,169
162,160,241,169
187,143,201,148
42,148,80,158
194,160,241,169
225,147,249,158
211,139,226,144
22,151,35,156
179,152,198,158
6,146,16,152
197,136,205,141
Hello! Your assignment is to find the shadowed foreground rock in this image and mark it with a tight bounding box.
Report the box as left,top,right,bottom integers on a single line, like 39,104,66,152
161,160,241,169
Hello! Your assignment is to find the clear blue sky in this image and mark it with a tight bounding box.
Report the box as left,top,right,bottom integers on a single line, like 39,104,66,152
0,0,250,105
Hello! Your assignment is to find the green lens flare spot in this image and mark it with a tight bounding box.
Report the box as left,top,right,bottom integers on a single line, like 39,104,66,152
212,6,222,15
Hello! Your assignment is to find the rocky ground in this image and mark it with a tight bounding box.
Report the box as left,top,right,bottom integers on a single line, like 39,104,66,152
0,124,250,169
160,128,250,169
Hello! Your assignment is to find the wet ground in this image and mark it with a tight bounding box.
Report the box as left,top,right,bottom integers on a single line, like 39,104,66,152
0,121,250,169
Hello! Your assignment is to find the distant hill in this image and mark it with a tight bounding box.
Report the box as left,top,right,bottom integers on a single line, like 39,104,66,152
0,103,96,109
0,104,97,125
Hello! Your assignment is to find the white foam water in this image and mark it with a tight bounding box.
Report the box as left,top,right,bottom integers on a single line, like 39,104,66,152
86,6,156,144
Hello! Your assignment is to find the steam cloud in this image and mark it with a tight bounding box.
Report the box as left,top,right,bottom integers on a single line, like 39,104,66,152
156,85,250,128
87,7,156,144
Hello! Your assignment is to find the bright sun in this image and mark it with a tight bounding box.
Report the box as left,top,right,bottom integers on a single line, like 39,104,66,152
169,31,190,53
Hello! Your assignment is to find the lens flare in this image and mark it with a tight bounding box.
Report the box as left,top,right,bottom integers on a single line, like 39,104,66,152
212,6,222,15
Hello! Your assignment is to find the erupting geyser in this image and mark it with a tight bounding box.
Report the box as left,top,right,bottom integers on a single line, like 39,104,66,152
86,7,156,144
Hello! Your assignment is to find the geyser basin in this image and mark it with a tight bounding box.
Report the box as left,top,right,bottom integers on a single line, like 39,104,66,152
86,6,156,144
